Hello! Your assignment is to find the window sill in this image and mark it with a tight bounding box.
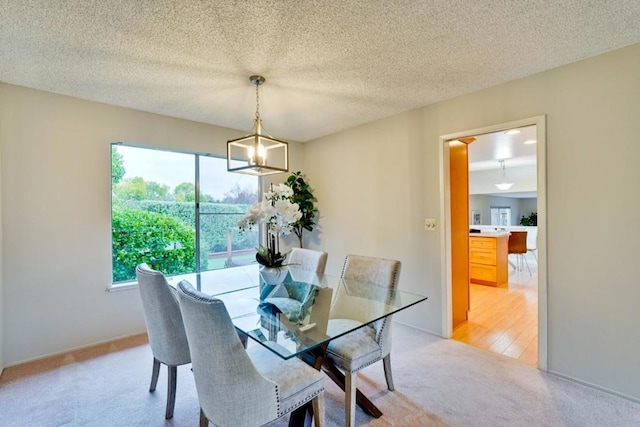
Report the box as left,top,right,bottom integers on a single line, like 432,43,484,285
106,274,182,292
106,281,138,292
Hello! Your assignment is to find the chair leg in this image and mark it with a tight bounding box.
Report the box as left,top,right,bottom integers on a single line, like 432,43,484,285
522,254,532,276
383,354,395,391
199,408,209,427
165,365,177,419
312,393,325,427
345,372,356,427
149,357,161,392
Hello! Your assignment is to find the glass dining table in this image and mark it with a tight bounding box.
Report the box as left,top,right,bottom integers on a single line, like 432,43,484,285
179,264,428,425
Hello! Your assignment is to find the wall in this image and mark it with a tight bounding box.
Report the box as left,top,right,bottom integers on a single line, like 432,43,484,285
519,198,537,221
469,195,537,226
469,164,537,195
304,43,640,400
0,84,303,365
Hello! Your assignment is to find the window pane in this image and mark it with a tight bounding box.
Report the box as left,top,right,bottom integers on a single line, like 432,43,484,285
490,207,511,227
111,144,196,283
198,156,259,271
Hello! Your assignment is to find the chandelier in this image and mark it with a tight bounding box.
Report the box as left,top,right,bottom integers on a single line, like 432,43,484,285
227,75,289,176
494,159,514,191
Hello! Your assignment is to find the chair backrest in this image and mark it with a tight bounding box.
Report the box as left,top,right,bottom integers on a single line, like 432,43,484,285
336,255,401,355
340,254,401,290
508,231,528,255
176,280,278,426
287,248,328,274
135,264,190,366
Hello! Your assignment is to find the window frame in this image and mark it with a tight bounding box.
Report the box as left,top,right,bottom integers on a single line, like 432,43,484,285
108,142,259,291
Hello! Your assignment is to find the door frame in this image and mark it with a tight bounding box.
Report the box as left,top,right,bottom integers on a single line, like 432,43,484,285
438,115,548,370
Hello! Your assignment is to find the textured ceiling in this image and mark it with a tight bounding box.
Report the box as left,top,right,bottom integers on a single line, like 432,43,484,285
2,1,639,142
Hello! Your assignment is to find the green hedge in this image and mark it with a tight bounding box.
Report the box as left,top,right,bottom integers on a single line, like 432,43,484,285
114,200,258,252
112,201,259,282
112,209,201,282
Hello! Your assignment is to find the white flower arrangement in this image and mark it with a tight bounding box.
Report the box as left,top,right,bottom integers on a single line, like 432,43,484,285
237,183,302,267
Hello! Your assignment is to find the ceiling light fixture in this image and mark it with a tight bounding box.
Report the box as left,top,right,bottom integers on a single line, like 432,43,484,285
524,139,537,144
494,159,514,191
505,129,521,135
227,75,289,176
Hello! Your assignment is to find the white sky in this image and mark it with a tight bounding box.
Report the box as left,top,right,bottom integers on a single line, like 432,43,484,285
116,145,257,199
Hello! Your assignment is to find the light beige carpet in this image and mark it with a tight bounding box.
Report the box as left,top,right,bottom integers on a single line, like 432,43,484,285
1,323,639,426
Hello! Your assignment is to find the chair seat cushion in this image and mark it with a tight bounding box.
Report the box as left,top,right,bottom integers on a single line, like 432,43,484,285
248,345,324,416
325,318,382,373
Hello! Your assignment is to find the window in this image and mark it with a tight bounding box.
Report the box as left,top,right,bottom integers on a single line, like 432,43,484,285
111,143,259,284
490,207,511,227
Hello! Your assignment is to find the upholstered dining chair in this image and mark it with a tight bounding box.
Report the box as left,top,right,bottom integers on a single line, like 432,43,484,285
135,263,191,419
324,254,401,427
508,231,531,275
176,280,326,427
260,248,328,338
287,247,329,274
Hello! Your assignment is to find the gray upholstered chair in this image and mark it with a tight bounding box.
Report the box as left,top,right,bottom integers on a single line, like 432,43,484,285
135,263,191,419
287,247,328,274
325,254,401,427
176,280,326,427
261,248,328,327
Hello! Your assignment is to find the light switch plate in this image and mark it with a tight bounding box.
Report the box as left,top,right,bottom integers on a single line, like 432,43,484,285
425,218,436,231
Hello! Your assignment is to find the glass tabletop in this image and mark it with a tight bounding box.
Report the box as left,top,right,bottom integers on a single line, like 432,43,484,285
211,266,428,359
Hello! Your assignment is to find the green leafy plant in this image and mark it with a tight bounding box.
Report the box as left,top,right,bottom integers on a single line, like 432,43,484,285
256,245,288,268
285,171,318,247
519,212,538,226
112,209,202,282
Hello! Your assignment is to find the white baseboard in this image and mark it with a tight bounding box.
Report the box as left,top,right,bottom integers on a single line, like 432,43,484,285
3,330,147,368
547,369,640,404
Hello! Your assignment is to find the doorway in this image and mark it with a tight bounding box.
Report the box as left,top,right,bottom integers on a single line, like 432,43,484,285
439,116,547,370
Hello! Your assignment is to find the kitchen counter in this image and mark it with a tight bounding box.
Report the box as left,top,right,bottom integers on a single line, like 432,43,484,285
469,233,509,287
469,231,510,237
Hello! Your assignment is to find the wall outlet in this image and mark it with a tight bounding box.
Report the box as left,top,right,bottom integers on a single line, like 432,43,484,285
425,218,436,231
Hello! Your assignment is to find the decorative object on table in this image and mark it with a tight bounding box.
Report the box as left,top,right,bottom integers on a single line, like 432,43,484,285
285,171,318,248
237,183,302,284
226,75,289,176
257,263,289,285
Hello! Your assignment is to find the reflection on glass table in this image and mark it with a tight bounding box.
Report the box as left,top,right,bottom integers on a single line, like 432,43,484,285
207,265,427,424
212,266,427,360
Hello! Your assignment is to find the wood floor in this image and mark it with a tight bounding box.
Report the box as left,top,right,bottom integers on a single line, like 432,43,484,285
452,252,538,367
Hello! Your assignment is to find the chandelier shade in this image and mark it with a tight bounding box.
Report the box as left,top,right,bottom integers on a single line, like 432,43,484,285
227,75,289,176
494,182,514,191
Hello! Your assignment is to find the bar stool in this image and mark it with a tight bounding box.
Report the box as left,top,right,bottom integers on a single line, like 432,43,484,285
508,231,531,275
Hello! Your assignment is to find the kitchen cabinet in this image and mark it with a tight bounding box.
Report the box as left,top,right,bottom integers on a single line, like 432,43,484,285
469,233,509,287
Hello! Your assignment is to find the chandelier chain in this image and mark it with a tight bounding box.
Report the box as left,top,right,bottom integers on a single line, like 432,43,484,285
255,82,260,119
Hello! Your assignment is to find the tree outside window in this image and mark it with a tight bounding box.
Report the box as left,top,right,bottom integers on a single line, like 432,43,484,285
111,144,258,283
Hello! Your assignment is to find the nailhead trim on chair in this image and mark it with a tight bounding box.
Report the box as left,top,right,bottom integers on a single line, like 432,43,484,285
277,385,324,417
